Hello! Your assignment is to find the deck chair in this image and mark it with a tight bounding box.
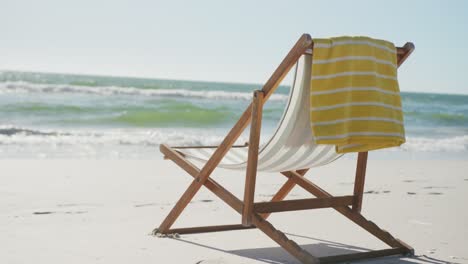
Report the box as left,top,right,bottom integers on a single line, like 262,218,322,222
155,34,415,264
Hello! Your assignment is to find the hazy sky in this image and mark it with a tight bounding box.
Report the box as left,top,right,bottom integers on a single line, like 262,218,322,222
1,0,468,94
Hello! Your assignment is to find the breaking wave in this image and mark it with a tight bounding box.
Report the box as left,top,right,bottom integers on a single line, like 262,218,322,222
0,81,288,101
1,126,467,154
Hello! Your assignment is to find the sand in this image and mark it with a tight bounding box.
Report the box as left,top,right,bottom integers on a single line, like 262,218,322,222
1,158,467,263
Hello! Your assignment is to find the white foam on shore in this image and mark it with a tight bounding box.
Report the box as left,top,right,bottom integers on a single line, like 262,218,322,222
0,125,467,159
403,135,468,152
0,81,288,101
0,126,243,147
0,126,250,158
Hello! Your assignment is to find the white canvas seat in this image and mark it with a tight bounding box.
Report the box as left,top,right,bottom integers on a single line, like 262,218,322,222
174,54,342,172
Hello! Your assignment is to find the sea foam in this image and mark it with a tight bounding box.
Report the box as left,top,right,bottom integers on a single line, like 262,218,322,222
0,81,288,101
1,126,467,159
403,135,468,152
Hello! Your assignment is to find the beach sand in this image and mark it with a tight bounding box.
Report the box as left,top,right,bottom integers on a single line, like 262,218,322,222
1,158,467,263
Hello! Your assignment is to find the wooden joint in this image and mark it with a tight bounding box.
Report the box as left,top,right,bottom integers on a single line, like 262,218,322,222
395,239,415,256
397,42,415,67
261,34,313,97
253,90,264,97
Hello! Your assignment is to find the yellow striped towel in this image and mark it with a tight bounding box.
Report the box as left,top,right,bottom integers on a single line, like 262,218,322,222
310,36,405,153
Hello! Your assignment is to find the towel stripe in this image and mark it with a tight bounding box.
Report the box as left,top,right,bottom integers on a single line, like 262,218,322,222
314,40,396,54
310,102,402,112
311,77,398,92
314,132,405,141
310,87,400,96
312,117,404,126
313,56,397,68
311,71,397,80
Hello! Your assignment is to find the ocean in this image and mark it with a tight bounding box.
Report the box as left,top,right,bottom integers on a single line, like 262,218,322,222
1,71,467,159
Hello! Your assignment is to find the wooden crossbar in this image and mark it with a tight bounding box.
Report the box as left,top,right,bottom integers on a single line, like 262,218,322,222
170,143,248,149
167,224,255,235
254,196,354,213
155,34,415,264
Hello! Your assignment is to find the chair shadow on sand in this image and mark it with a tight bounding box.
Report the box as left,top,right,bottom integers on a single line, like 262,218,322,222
173,232,455,264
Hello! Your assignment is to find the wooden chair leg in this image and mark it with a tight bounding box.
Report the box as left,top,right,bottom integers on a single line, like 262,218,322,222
252,214,319,264
283,170,412,251
158,143,245,234
352,152,368,213
242,90,264,226
157,175,207,233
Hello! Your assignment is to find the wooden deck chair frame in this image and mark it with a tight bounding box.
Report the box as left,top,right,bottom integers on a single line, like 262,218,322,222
154,34,415,264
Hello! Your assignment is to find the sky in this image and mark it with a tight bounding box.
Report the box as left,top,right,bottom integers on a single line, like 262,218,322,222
1,0,468,94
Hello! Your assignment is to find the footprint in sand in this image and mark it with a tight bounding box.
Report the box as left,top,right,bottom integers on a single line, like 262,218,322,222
423,186,453,189
64,211,88,214
450,256,468,261
134,203,157,207
189,199,214,204
135,202,173,207
33,211,54,215
56,203,100,208
409,219,432,226
196,260,231,264
33,211,87,215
